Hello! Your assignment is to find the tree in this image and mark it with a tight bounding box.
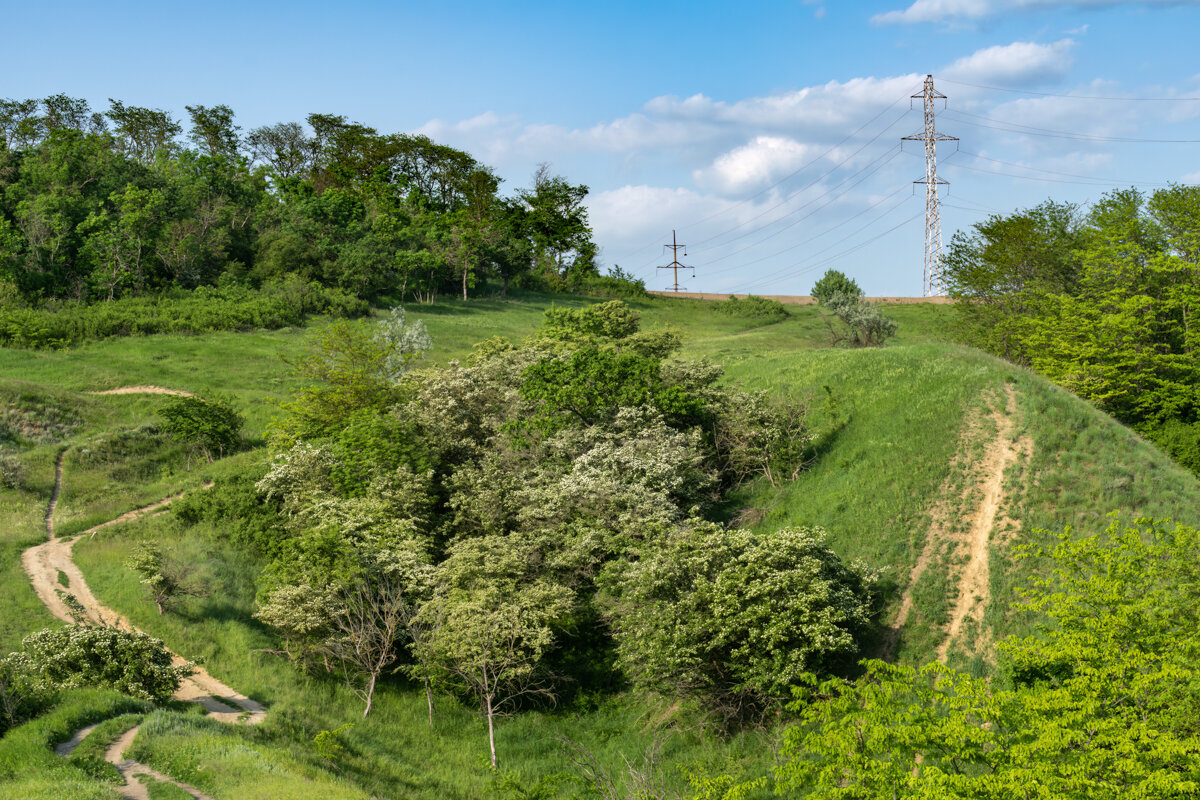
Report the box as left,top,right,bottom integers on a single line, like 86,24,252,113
247,121,312,179
156,394,243,462
125,541,203,614
771,517,1200,799
0,98,41,150
810,269,862,305
325,569,420,718
414,536,573,767
105,99,182,163
600,524,876,723
520,164,595,283
80,183,166,299
185,103,241,159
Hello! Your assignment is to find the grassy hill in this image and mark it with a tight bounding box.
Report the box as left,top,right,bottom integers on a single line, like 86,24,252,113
3,292,1198,798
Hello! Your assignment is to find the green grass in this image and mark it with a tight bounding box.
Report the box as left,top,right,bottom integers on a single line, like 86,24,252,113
0,689,150,800
6,289,1200,797
66,713,145,784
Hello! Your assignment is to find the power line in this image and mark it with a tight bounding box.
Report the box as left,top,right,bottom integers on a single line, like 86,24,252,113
625,87,922,273
741,209,924,292
954,148,1170,187
944,109,1200,144
937,77,1200,102
700,145,904,269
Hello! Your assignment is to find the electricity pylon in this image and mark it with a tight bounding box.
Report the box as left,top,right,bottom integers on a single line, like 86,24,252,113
902,75,957,296
658,230,692,292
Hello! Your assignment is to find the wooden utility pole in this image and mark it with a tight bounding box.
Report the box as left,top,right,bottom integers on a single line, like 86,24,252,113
657,230,692,292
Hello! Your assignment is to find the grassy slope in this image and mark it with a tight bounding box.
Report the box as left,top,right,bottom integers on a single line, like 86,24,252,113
6,292,1200,797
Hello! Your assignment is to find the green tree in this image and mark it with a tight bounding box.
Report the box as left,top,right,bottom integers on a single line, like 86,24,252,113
125,542,202,615
156,394,243,462
810,269,862,305
414,536,573,767
600,524,876,723
772,517,1200,799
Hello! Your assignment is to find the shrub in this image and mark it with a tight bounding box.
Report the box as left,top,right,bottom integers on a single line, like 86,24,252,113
600,524,876,723
6,626,193,702
821,292,898,347
811,269,863,305
157,395,244,462
0,451,22,489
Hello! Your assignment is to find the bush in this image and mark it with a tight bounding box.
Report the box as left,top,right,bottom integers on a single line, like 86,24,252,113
0,451,22,489
821,292,898,347
712,294,789,320
5,626,193,702
0,281,367,349
811,269,863,305
600,524,876,722
157,395,244,462
1145,419,1200,476
576,266,648,299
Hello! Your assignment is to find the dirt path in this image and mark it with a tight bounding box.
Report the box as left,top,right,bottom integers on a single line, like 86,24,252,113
888,385,1031,662
87,386,193,397
23,455,265,796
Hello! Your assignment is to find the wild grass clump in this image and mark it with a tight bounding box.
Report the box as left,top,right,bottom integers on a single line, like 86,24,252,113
0,279,366,349
712,294,789,321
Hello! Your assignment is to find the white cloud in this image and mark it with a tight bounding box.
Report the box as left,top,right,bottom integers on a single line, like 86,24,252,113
873,0,1200,25
694,136,821,194
944,39,1075,85
1181,169,1200,182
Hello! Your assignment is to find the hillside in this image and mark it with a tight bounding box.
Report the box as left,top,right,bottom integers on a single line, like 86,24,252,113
3,293,1199,798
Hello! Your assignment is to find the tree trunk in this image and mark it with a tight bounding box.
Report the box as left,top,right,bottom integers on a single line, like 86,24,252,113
486,693,497,768
424,676,434,727
363,672,377,718
462,265,468,301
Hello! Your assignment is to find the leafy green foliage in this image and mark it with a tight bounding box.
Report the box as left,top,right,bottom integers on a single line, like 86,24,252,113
126,542,203,615
5,625,192,702
601,524,875,723
771,517,1200,799
945,187,1200,435
819,292,898,347
810,269,863,305
156,394,243,462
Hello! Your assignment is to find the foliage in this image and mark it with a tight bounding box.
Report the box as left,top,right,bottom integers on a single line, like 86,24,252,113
125,541,203,614
819,291,898,347
944,186,1200,434
771,517,1200,799
0,94,598,313
810,269,863,305
414,535,574,767
0,280,365,349
600,524,876,723
712,294,789,320
156,394,243,462
5,625,192,702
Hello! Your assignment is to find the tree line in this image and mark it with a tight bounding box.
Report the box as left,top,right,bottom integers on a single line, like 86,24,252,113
0,94,621,308
944,185,1200,473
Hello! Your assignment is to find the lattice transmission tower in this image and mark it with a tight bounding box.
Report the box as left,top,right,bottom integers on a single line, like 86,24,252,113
657,230,693,292
902,75,957,296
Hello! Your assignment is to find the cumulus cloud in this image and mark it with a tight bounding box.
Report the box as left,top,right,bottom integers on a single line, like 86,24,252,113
943,39,1075,85
874,0,1200,25
694,136,822,194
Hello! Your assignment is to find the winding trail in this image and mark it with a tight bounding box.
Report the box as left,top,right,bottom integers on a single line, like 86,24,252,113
23,392,263,798
888,385,1031,662
87,386,194,397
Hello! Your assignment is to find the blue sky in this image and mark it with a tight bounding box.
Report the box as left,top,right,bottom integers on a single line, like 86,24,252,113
5,0,1200,295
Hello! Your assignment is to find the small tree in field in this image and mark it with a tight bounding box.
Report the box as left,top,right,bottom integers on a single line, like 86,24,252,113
157,394,243,462
414,536,573,768
811,269,863,305
126,541,203,614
